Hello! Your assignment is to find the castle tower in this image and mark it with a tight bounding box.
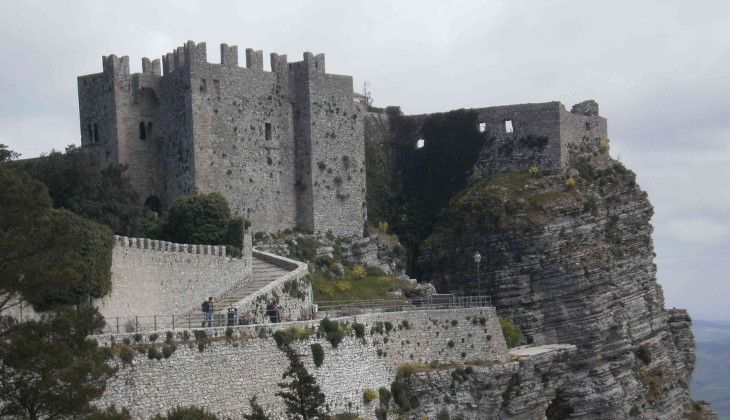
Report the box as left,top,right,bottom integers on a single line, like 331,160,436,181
77,41,366,236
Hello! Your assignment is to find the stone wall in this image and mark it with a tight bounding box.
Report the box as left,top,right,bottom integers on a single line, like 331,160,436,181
95,234,253,323
235,249,312,324
95,307,506,419
78,41,365,237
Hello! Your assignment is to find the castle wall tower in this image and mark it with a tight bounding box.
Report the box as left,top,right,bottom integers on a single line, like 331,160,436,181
78,41,366,237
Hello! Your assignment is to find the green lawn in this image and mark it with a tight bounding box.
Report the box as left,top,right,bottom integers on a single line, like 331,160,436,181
312,270,413,302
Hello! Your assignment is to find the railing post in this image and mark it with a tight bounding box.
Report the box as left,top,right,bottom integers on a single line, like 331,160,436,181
135,316,138,332
188,314,191,329
154,315,157,331
172,315,175,330
116,317,119,334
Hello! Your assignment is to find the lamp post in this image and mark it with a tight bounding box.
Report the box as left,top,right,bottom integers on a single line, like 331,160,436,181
473,251,482,296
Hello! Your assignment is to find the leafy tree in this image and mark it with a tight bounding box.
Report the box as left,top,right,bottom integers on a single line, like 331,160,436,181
161,193,248,256
15,145,144,236
277,345,327,420
0,308,116,419
243,396,272,420
0,166,114,314
0,143,20,162
151,406,219,420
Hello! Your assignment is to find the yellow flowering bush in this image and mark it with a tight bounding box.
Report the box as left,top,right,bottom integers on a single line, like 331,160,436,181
352,264,367,279
335,280,353,292
377,220,390,233
565,176,576,189
599,138,610,153
528,165,541,177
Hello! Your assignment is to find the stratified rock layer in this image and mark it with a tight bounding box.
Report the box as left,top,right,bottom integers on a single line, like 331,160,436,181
419,139,697,419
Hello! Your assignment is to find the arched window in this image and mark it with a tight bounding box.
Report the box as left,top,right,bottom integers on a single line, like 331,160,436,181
139,122,147,140
147,122,154,139
93,124,100,143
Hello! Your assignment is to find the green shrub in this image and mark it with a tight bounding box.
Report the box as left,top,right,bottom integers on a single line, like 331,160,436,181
391,380,418,410
363,387,379,403
373,322,384,335
397,362,429,376
311,343,325,367
499,317,523,348
319,318,345,348
353,322,366,338
165,331,174,344
149,333,159,342
274,325,316,347
147,347,162,360
118,345,134,364
378,387,392,406
162,344,176,359
133,333,142,342
384,322,393,333
374,406,388,420
400,320,411,330
447,340,455,348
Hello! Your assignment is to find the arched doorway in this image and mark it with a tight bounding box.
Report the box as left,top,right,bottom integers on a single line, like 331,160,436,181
144,196,162,214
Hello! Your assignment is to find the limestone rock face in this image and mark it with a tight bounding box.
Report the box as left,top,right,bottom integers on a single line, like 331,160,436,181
403,345,577,420
419,139,699,418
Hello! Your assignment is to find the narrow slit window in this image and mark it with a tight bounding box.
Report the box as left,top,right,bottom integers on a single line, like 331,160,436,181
87,124,93,142
585,122,591,131
416,139,425,149
139,122,147,140
479,122,486,133
265,122,272,140
93,124,100,142
505,120,514,134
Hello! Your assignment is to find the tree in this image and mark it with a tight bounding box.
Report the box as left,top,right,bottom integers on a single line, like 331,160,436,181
277,345,327,420
161,193,248,256
15,145,144,236
0,166,114,315
0,143,20,162
243,396,272,420
0,308,116,419
150,406,219,420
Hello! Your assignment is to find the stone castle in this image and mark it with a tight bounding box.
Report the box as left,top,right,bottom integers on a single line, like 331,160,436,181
78,41,365,237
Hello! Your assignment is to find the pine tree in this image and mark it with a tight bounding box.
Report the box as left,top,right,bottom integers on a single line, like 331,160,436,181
276,345,327,420
243,396,271,420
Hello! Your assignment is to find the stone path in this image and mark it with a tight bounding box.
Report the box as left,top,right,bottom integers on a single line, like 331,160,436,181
215,256,291,309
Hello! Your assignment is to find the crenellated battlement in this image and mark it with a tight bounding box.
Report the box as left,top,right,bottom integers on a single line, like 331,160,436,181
102,54,130,77
78,40,365,238
113,235,228,257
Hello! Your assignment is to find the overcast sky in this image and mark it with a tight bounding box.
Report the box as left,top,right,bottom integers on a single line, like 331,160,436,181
1,0,728,321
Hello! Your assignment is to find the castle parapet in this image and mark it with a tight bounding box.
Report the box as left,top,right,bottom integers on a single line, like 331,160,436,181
245,48,264,70
141,57,161,76
220,43,239,67
303,51,325,73
102,55,130,78
113,235,227,257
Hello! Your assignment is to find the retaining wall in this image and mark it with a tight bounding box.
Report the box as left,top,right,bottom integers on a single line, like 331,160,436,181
95,234,253,323
95,306,506,419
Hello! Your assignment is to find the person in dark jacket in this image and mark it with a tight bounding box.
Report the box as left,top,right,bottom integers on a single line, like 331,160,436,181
202,297,213,327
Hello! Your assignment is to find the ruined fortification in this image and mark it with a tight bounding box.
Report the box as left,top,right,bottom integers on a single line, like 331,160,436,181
78,41,365,237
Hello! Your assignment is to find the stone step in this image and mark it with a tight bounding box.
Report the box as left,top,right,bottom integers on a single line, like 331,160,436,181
213,256,293,309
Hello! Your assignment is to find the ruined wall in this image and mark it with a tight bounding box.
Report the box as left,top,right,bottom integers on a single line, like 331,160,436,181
95,307,506,419
95,234,253,322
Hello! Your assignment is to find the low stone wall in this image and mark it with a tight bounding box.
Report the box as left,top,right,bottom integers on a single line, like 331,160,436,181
236,249,312,324
95,234,253,324
95,307,506,419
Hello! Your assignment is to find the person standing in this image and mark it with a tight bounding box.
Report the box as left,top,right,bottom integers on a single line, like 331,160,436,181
202,297,214,327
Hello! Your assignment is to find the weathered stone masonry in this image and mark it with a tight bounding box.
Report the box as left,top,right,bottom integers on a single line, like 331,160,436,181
95,307,507,419
78,41,365,237
95,234,253,322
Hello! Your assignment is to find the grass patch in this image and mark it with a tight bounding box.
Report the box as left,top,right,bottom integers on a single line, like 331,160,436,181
312,270,412,302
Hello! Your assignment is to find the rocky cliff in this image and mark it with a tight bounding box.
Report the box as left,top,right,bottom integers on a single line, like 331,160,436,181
418,138,702,418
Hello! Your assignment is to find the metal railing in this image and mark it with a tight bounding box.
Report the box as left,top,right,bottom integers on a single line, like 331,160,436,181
315,294,491,317
97,294,492,334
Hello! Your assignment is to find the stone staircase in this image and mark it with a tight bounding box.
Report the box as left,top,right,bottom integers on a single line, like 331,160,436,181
215,256,292,309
